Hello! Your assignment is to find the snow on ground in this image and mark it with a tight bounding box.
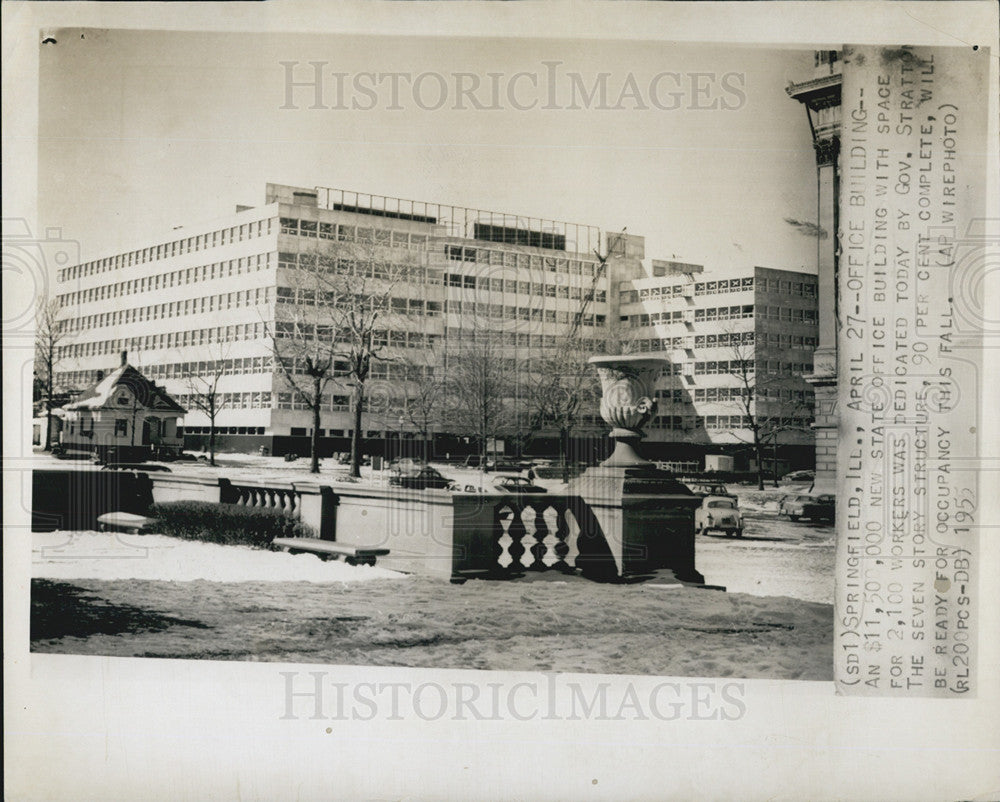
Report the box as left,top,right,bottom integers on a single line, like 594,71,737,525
32,531,406,584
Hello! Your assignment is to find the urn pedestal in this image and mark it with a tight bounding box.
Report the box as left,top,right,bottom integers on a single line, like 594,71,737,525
570,355,704,583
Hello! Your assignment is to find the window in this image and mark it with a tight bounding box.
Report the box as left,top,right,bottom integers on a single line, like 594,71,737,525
115,419,128,436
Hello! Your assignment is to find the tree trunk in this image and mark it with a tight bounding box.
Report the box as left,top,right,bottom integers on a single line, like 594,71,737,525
350,384,364,478
43,402,53,451
43,362,54,450
209,418,217,467
310,376,321,474
754,435,765,491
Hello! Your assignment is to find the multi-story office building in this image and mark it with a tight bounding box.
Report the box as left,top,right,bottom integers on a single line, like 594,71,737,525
54,183,614,456
617,261,819,468
52,183,816,468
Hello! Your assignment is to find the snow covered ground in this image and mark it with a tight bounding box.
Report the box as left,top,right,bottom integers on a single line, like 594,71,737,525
32,531,405,583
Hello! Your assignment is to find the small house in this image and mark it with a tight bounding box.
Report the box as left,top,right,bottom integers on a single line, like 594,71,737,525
60,353,186,462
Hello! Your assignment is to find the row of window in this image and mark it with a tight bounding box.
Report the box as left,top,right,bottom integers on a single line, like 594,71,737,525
440,328,608,351
59,287,273,334
280,217,430,250
630,332,755,353
272,322,443,351
183,426,266,436
58,218,275,282
691,360,811,376
624,305,756,326
625,305,818,327
759,306,818,324
619,276,817,305
58,253,276,309
754,333,819,350
685,387,814,403
444,272,606,303
147,357,273,381
445,301,605,326
277,253,436,284
55,322,267,365
630,332,818,354
175,391,276,410
444,244,601,277
648,414,814,431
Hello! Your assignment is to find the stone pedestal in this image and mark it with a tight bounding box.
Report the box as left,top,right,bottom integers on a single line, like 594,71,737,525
570,354,705,583
570,465,703,582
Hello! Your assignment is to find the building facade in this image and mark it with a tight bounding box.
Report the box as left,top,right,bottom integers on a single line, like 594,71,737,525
787,50,843,491
53,183,815,467
59,355,186,461
617,262,818,469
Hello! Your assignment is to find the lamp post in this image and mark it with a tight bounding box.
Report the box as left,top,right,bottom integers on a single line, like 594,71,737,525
398,414,405,461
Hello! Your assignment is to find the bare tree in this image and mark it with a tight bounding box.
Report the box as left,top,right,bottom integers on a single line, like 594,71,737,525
401,351,448,462
443,325,517,468
720,328,813,489
269,237,415,476
34,299,65,451
519,231,632,480
185,345,233,466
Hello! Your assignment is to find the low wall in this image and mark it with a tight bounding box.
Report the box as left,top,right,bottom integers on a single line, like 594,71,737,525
31,469,153,532
328,485,459,579
134,473,699,583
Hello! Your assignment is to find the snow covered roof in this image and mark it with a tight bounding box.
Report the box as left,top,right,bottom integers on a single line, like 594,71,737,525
62,364,186,414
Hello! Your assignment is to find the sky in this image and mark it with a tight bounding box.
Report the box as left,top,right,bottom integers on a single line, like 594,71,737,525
38,29,819,275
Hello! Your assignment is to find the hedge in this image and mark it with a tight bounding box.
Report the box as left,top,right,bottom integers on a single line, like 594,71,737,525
148,501,312,548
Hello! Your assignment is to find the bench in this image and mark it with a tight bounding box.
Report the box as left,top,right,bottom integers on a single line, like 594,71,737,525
271,537,390,566
97,512,158,534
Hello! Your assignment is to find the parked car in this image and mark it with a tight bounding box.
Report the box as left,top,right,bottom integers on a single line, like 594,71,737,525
101,462,172,472
695,495,744,537
687,482,734,498
492,475,548,494
388,465,452,490
781,469,815,484
484,458,525,473
388,457,425,473
337,453,371,466
447,482,484,493
780,493,835,522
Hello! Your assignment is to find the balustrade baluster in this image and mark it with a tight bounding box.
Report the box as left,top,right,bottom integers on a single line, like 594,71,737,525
553,501,571,572
507,502,528,570
530,502,549,570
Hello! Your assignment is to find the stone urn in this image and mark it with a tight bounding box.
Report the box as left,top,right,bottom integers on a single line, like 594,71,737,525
589,354,666,467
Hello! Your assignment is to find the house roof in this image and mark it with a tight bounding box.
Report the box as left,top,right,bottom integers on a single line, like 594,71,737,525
63,364,186,414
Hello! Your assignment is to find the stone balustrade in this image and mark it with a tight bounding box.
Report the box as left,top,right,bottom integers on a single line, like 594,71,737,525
138,474,698,583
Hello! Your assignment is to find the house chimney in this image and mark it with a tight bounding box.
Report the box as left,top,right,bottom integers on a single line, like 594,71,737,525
121,350,128,367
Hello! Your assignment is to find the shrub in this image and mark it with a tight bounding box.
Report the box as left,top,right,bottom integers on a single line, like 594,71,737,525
148,501,313,548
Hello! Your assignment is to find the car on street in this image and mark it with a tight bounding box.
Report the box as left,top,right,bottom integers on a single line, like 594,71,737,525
687,482,734,498
484,458,526,473
388,465,452,490
781,469,815,484
388,457,425,473
694,495,744,537
779,493,835,522
100,462,172,472
492,475,548,494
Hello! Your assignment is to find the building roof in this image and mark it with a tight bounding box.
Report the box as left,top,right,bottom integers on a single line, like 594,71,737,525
63,364,186,414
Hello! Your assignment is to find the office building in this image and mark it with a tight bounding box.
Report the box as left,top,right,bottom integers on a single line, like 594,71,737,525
53,183,816,468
